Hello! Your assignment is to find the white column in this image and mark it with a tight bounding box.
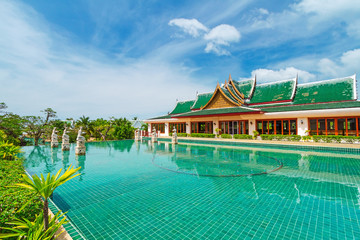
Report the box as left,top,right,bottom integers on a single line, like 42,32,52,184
248,119,256,135
148,123,152,133
165,122,169,136
213,120,219,134
297,118,308,136
186,121,191,134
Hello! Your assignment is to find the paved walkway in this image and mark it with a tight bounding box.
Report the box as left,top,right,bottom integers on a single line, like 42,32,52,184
158,136,360,149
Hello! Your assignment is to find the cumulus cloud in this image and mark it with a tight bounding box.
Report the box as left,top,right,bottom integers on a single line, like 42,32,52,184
169,18,240,56
168,18,208,37
204,24,240,55
318,49,360,77
251,67,315,83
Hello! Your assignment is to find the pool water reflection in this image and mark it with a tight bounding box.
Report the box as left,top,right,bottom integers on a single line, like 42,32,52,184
22,140,360,239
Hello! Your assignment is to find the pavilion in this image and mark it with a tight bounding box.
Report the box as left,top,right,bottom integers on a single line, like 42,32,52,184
145,74,360,137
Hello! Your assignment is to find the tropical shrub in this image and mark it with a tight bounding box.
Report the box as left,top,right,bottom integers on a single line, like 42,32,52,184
0,141,22,160
233,134,252,139
13,165,80,231
0,159,42,230
190,133,215,138
0,211,68,239
220,134,232,139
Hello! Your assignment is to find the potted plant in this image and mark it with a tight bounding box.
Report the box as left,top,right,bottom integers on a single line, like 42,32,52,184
252,130,259,140
215,128,221,138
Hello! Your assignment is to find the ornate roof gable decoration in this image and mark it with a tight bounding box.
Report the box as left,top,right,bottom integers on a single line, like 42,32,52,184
201,74,245,110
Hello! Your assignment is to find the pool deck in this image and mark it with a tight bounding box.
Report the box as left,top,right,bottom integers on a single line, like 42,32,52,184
158,136,360,149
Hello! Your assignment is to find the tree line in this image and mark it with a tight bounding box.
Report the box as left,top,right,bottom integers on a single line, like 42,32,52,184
0,102,143,146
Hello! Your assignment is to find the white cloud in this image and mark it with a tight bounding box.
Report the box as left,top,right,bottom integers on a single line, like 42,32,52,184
251,67,315,83
258,8,269,15
204,24,240,56
169,18,241,56
318,49,360,77
0,1,210,119
168,18,208,37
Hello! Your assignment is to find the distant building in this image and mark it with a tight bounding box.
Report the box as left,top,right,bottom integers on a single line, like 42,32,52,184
145,74,360,137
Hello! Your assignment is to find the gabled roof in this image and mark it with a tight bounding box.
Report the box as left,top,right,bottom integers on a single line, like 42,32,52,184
170,100,196,115
148,114,173,120
201,83,242,110
191,92,213,110
174,106,262,118
293,75,356,104
231,78,256,99
249,78,297,105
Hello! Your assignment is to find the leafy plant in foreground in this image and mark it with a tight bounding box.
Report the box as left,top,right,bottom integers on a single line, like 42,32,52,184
0,211,68,240
13,165,80,231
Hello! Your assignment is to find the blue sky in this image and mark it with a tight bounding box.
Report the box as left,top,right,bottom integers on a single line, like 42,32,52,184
1,0,360,119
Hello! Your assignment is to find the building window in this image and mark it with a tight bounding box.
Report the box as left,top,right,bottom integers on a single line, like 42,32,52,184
169,123,186,133
191,122,213,134
219,121,248,135
256,119,297,135
308,117,359,136
151,123,165,133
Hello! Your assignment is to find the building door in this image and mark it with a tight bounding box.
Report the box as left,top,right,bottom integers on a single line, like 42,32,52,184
232,121,239,134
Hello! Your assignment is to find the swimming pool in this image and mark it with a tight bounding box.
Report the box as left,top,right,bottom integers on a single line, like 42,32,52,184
23,140,360,239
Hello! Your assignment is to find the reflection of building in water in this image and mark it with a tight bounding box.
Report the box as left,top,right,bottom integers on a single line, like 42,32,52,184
75,155,86,181
148,141,360,203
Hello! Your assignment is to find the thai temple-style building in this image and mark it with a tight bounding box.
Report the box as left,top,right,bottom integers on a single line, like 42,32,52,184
145,74,360,137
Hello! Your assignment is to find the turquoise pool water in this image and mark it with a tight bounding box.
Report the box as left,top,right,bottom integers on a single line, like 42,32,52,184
23,140,360,239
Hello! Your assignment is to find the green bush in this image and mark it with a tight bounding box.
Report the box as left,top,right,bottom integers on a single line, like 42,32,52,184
0,159,42,230
177,133,187,137
233,134,253,139
220,134,232,139
312,135,360,143
190,133,215,138
260,134,301,141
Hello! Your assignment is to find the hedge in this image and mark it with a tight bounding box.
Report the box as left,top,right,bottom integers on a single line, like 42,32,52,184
220,134,232,139
169,133,187,137
233,134,253,139
190,133,215,138
260,134,301,141
312,135,360,143
0,158,42,229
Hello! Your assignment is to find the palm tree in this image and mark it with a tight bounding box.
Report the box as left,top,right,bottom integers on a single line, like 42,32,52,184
14,165,80,231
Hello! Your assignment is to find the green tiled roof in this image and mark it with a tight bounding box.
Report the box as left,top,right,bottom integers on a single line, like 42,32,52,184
249,78,296,104
170,100,195,115
232,79,255,99
261,101,360,113
191,92,212,109
148,114,173,120
221,87,238,104
293,76,356,104
175,106,261,117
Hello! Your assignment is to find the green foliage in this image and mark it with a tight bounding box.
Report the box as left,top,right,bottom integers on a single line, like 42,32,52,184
253,131,259,137
301,135,313,141
112,118,135,140
0,211,68,239
220,134,232,139
312,135,360,143
177,133,187,137
260,134,302,141
190,133,215,138
15,165,81,201
233,134,253,139
0,141,22,160
0,113,24,145
0,159,42,230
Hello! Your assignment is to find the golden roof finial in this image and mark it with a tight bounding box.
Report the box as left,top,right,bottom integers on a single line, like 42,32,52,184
229,74,232,82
